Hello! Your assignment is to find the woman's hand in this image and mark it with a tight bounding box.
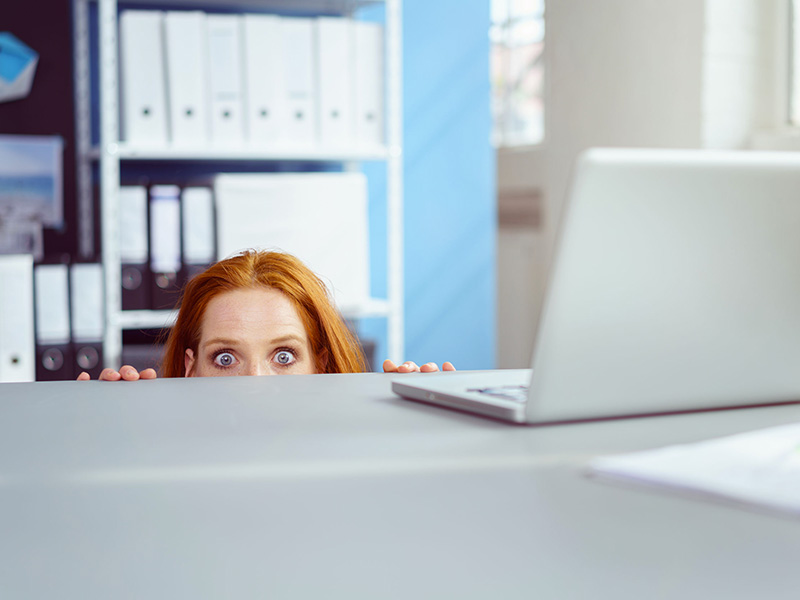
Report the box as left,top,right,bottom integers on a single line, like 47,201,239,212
76,365,158,381
382,359,456,373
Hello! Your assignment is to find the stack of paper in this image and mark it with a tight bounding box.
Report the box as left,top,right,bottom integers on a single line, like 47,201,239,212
588,422,800,518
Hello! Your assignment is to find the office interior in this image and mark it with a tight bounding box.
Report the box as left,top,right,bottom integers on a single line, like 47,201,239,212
0,0,795,380
2,2,800,597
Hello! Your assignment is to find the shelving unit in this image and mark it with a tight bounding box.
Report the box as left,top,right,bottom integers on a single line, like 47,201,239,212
100,145,391,161
73,0,404,369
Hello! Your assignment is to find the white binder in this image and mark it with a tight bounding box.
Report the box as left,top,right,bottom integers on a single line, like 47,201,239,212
119,10,169,146
150,185,182,310
119,186,149,264
34,264,73,380
353,21,384,146
164,11,210,146
0,254,34,382
69,263,104,343
315,17,355,147
214,172,370,310
242,14,286,145
206,14,245,145
149,185,182,275
181,187,215,265
281,18,317,145
69,263,104,378
34,264,71,345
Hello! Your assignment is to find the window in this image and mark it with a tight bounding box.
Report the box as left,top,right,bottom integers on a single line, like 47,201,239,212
792,0,800,125
490,0,545,147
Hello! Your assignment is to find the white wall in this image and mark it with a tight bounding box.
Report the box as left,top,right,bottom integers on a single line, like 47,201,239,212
544,0,705,240
497,0,782,368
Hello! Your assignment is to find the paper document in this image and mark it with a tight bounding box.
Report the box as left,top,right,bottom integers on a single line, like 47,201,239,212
588,422,800,518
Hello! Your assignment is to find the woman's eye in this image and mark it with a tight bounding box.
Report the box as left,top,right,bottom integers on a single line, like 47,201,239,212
274,350,296,366
213,352,236,368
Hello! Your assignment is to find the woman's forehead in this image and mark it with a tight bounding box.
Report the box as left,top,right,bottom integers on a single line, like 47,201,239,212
199,287,308,340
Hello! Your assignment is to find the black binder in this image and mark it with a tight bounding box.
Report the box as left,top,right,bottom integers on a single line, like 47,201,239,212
121,263,150,310
120,186,151,310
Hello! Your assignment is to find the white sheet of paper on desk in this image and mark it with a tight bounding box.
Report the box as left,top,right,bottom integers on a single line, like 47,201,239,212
588,422,800,518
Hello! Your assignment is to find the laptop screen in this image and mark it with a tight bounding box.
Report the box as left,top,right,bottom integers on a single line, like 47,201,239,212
528,148,800,421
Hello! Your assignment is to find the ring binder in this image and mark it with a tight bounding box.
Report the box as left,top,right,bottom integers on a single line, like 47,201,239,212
70,262,104,379
149,184,182,310
0,255,35,382
119,186,151,311
34,263,72,381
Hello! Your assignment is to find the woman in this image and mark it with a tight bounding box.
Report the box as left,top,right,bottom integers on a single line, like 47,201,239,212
79,250,454,380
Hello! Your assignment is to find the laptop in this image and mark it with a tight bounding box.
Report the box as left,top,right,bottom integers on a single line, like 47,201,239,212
393,148,800,423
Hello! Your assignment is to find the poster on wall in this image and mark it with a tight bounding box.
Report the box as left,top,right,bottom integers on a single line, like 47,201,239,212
0,134,63,259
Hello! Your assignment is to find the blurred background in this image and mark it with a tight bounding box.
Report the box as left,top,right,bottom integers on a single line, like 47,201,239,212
0,0,796,381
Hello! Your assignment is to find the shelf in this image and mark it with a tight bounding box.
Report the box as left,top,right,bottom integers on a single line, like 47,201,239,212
80,0,404,367
338,298,392,319
118,309,178,330
117,298,391,331
92,143,393,162
105,0,384,15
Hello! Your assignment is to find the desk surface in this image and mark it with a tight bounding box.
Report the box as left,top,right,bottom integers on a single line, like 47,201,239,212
1,373,799,599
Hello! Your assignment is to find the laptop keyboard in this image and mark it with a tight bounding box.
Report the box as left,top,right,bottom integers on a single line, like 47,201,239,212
469,385,529,403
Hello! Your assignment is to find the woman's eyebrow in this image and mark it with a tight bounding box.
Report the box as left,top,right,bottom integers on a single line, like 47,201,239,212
203,334,305,347
203,338,239,347
267,334,305,345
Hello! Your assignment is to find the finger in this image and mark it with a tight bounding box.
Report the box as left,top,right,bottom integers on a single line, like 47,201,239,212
382,359,399,373
98,368,122,381
118,365,140,381
397,361,420,373
443,362,456,371
420,362,440,373
139,368,158,379
76,372,91,381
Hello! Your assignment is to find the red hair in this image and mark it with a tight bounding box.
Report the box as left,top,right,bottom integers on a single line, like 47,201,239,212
161,250,367,377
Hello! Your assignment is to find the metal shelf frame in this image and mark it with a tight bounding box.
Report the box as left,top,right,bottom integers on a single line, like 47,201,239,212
92,143,391,162
73,0,404,369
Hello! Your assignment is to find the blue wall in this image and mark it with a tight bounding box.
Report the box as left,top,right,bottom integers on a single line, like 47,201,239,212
362,0,496,370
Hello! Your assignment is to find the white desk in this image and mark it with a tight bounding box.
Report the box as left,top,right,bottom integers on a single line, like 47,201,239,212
1,373,799,598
